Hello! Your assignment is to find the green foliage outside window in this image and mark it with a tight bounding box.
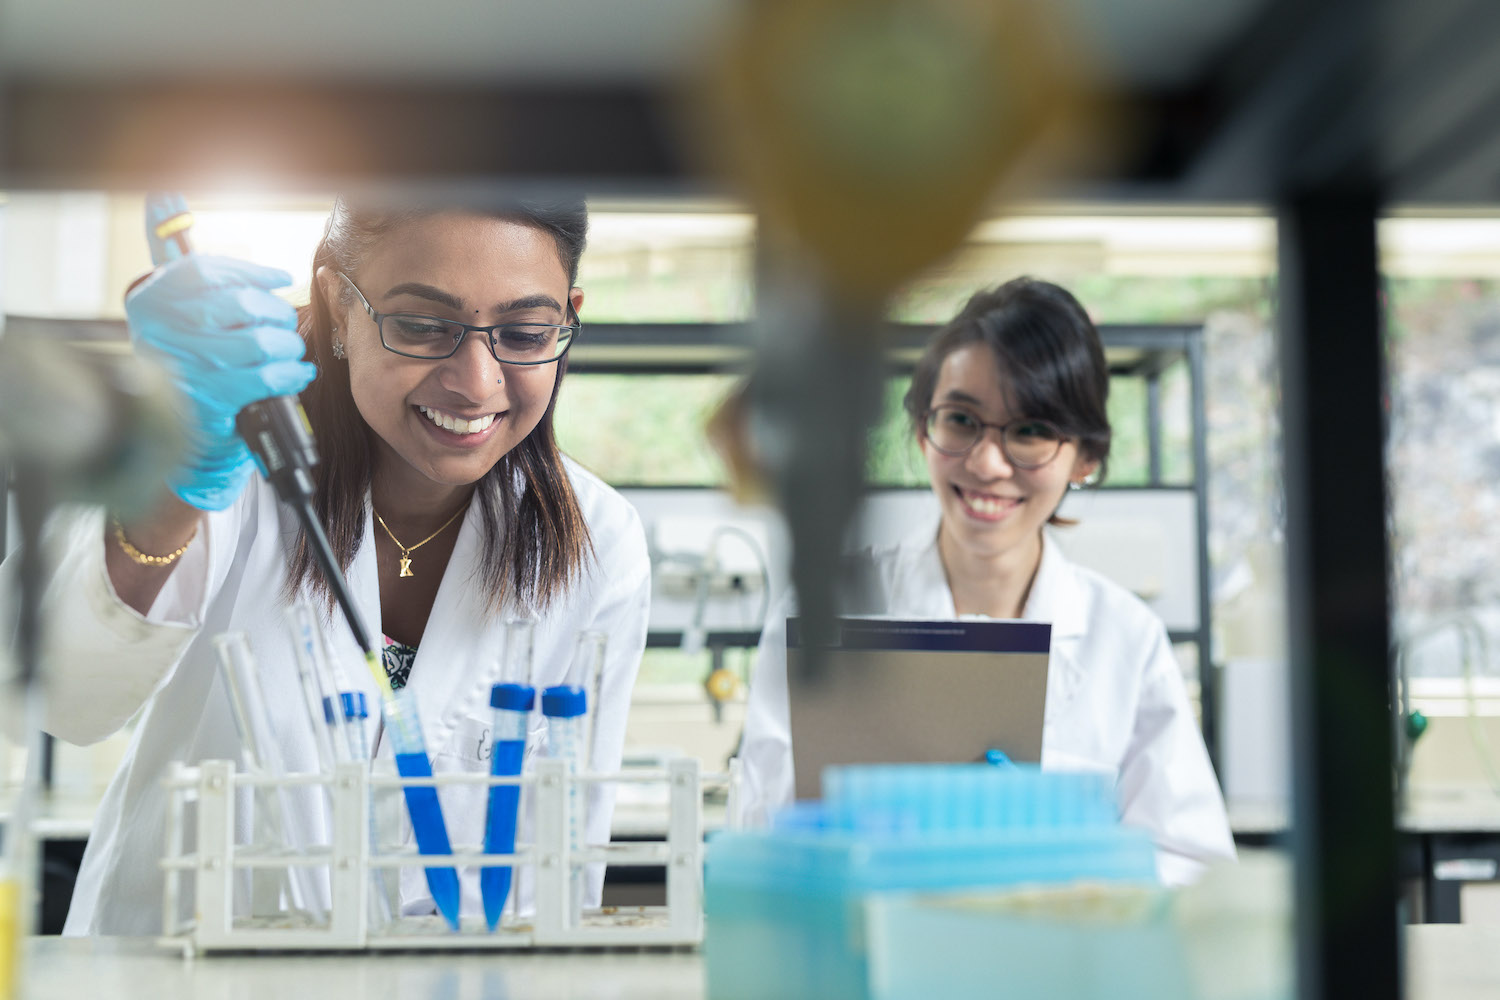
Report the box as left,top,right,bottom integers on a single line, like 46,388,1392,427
556,277,1270,488
555,373,738,485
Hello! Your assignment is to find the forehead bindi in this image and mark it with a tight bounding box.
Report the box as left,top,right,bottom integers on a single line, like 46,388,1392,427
364,215,568,305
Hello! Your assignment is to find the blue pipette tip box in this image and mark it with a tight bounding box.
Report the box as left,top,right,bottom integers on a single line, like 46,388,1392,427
705,764,1159,1000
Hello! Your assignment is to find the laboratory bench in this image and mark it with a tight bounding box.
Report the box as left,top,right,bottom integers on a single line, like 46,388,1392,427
13,790,1500,928
12,925,1500,1000
3,792,725,922
1229,788,1500,924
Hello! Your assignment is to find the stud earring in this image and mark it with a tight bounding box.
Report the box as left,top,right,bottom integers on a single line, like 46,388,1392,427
1068,480,1083,491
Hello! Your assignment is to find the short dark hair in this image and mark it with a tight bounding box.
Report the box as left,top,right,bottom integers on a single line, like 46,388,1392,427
903,277,1112,482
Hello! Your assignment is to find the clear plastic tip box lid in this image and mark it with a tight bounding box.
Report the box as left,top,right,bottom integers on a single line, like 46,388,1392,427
706,763,1159,894
796,763,1123,835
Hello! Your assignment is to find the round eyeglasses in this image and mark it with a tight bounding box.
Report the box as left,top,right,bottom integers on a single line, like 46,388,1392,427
337,271,578,365
923,405,1066,469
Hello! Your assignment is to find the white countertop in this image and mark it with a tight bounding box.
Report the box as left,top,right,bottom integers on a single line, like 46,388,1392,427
13,926,1500,1000
18,937,706,1000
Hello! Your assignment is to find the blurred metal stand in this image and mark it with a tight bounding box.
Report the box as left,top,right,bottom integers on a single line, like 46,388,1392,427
744,261,885,666
1279,192,1398,1000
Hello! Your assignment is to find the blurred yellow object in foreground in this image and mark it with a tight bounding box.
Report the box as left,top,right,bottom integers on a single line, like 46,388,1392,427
699,0,1103,304
0,877,18,1000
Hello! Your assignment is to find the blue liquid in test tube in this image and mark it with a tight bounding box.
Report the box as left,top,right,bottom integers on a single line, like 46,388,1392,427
383,687,461,930
482,619,536,931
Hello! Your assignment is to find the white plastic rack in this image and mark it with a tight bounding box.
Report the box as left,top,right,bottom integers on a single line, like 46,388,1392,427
158,756,735,955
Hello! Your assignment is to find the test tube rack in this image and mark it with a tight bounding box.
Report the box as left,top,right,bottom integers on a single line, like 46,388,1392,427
157,756,734,955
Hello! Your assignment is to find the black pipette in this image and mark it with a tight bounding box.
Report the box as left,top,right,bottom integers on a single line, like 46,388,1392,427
153,211,378,660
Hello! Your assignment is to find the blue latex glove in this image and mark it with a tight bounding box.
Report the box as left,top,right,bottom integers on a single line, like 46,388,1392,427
126,193,317,510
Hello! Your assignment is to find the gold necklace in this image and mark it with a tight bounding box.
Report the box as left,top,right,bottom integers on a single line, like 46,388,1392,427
374,503,468,579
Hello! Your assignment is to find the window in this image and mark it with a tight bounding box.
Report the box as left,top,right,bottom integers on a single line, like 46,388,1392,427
1383,216,1500,681
555,373,738,487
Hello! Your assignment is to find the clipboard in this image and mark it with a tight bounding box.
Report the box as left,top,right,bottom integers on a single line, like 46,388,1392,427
786,617,1050,799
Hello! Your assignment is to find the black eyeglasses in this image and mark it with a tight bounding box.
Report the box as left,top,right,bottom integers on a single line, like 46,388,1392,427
923,405,1067,468
337,271,579,365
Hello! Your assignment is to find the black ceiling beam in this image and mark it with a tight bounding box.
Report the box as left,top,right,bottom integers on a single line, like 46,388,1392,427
1127,0,1500,202
1178,0,1378,197
0,80,692,191
1379,0,1500,200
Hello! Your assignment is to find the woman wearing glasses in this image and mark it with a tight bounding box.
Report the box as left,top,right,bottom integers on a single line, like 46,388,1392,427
22,195,651,934
738,278,1234,886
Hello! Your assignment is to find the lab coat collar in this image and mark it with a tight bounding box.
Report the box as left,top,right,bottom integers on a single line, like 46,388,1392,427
320,497,507,760
890,508,957,618
1023,531,1089,639
397,500,510,758
893,514,1088,639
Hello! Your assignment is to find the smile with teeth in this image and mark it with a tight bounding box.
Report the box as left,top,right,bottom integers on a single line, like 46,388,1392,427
418,405,497,435
957,487,1021,516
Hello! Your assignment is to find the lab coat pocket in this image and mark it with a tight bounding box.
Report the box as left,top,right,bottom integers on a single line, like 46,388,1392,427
430,714,547,846
430,715,495,854
1043,649,1087,725
437,713,547,768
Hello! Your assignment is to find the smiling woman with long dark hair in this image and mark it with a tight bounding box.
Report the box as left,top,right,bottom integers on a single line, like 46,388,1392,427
3,193,652,934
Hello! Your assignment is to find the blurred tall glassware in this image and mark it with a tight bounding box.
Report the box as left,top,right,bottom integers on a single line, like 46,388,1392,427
0,320,187,996
681,0,1115,667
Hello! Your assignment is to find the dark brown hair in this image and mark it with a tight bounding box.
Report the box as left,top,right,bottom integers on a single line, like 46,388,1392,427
286,194,592,613
903,278,1111,519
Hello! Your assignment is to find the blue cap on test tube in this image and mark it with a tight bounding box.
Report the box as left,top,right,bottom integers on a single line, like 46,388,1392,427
541,686,586,718
543,629,605,720
323,691,368,723
491,683,535,712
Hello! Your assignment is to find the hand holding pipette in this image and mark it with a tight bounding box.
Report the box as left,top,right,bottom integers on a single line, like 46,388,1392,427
131,194,384,683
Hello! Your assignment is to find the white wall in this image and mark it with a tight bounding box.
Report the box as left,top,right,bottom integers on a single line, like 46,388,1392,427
622,486,1202,635
1,192,114,319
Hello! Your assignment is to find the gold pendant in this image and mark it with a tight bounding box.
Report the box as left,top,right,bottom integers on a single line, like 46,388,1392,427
398,554,414,578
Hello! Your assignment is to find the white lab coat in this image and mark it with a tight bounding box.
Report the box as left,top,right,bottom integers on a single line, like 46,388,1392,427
0,457,651,935
738,512,1236,886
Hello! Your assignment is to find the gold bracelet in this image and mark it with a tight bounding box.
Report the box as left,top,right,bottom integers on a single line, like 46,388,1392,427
110,515,197,567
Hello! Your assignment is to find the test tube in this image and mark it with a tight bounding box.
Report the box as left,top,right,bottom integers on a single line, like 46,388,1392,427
481,619,537,931
323,690,392,927
287,609,339,773
213,632,328,922
542,629,607,925
292,602,362,763
325,692,370,759
383,686,462,931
